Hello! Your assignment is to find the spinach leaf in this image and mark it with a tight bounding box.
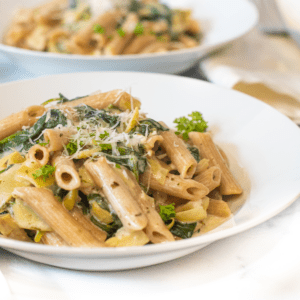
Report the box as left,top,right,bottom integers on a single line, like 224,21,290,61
170,221,197,239
130,118,169,136
129,0,141,12
0,109,67,156
104,153,147,180
77,191,90,215
140,3,172,25
51,185,69,201
0,164,13,175
90,215,123,239
187,146,200,163
75,105,120,127
57,93,86,104
88,194,110,212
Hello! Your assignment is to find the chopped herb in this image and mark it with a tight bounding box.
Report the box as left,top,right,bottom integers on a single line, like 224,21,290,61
159,203,176,222
115,164,121,169
38,140,49,147
170,221,197,239
93,24,105,34
117,28,126,38
32,165,55,182
99,131,109,140
134,23,144,35
66,141,78,155
174,111,208,141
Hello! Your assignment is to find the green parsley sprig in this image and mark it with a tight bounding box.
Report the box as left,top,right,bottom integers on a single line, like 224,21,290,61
174,111,208,141
93,24,105,34
32,165,55,182
159,203,176,222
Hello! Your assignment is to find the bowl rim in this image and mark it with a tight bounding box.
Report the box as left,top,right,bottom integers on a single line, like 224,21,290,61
0,0,259,61
0,70,299,258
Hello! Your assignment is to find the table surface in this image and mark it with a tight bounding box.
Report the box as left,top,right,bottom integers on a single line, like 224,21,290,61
0,55,300,300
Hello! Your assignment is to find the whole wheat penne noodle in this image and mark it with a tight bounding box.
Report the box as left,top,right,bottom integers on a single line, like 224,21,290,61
52,154,81,190
43,128,74,152
186,19,201,35
152,190,169,208
72,11,124,47
217,146,230,166
70,206,107,242
144,135,164,151
0,213,31,242
208,188,223,200
26,26,53,51
41,231,68,246
84,157,148,231
207,199,231,218
193,166,221,192
117,168,174,243
12,187,105,247
189,132,243,195
60,89,141,111
178,35,198,48
66,38,96,54
159,122,197,179
123,34,157,54
140,169,209,201
167,41,186,51
27,145,50,166
4,24,33,46
104,13,139,55
194,158,210,175
0,105,46,140
34,0,67,25
140,41,168,53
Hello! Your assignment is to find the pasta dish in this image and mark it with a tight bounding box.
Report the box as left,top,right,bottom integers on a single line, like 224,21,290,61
3,0,202,55
0,89,242,247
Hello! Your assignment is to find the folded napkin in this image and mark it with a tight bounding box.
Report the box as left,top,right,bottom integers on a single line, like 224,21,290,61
201,28,300,124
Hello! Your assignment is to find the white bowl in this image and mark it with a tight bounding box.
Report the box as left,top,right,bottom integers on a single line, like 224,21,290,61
0,71,299,271
0,0,258,75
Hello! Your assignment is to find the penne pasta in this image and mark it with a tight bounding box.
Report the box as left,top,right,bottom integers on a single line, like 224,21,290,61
193,166,221,192
85,157,148,231
0,105,46,140
189,132,243,195
12,187,105,247
41,231,68,246
159,122,197,179
44,128,74,152
0,88,243,247
116,168,174,243
27,145,50,166
3,0,202,55
140,169,209,201
52,154,81,190
70,206,107,242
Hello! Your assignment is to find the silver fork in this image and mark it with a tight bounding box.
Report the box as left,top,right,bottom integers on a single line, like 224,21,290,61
252,0,300,47
251,0,288,35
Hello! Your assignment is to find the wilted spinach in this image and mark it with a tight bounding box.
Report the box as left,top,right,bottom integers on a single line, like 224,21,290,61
0,109,67,156
170,221,197,239
130,118,169,136
75,105,120,127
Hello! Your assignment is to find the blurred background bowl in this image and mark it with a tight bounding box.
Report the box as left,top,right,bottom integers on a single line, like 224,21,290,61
0,0,258,76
